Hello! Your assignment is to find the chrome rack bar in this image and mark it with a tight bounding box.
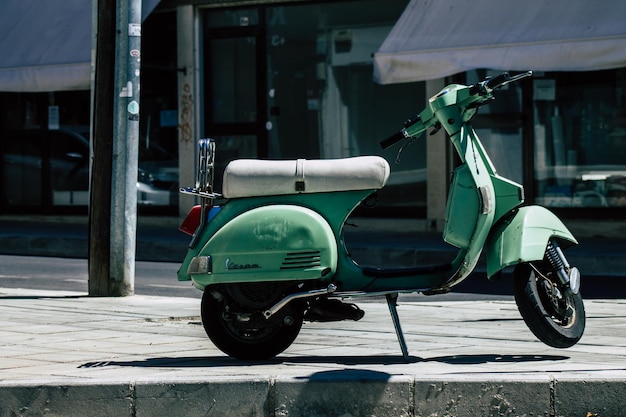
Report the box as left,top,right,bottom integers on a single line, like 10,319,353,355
179,187,222,199
180,138,219,247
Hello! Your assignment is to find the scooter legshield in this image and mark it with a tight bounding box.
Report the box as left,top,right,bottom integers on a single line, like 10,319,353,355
186,205,338,288
485,205,578,278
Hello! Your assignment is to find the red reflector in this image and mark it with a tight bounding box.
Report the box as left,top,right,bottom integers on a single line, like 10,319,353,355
179,205,202,235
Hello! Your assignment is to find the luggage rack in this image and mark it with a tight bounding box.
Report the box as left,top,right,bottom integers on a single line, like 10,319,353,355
179,138,221,244
179,138,221,201
179,187,222,200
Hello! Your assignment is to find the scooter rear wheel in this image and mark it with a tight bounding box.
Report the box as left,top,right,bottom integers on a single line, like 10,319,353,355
513,262,585,348
201,287,303,360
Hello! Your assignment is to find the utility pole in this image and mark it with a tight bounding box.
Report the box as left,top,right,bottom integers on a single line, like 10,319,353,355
89,0,115,296
89,0,142,296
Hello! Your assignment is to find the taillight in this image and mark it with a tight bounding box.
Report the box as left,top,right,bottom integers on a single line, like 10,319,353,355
179,205,202,236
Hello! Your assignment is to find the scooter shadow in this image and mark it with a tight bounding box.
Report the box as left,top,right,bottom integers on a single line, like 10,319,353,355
79,353,569,369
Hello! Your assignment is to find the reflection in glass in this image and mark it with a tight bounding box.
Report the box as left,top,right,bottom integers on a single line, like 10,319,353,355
534,69,626,208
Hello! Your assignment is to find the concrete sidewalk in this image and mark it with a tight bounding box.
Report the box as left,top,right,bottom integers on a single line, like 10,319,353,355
1,287,625,416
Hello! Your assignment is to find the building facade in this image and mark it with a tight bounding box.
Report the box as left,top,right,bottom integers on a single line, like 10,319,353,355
1,0,625,225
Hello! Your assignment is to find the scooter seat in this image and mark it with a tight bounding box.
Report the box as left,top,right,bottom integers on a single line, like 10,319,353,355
222,156,390,198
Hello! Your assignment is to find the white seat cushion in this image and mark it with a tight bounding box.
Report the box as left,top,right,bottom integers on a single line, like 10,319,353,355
222,156,390,198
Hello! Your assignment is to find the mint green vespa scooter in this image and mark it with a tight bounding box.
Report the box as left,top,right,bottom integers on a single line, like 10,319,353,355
178,71,584,360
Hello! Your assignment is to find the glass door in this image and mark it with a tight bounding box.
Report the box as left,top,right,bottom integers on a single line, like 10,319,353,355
203,9,267,188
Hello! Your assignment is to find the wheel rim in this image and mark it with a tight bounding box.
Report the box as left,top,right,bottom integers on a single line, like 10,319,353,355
206,284,303,346
219,307,287,344
532,269,576,329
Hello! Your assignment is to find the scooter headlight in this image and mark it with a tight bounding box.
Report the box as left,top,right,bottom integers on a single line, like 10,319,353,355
568,267,581,295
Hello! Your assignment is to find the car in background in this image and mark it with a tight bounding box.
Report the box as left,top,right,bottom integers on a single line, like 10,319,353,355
0,126,178,208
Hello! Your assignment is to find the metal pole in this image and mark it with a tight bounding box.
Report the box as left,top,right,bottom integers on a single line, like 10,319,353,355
109,0,142,296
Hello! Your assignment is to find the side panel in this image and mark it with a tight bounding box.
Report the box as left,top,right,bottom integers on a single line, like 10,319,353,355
491,174,524,223
485,206,578,277
177,190,372,285
189,205,337,288
443,164,480,248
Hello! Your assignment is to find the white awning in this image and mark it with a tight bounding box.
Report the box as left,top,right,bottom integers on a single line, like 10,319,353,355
374,0,626,84
0,0,160,92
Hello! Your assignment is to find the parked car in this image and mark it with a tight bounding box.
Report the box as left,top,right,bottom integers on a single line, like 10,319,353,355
0,126,178,208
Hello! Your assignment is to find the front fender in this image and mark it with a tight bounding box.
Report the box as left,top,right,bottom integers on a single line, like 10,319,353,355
485,206,577,278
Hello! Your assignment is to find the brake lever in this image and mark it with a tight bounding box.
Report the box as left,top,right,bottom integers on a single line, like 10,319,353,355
498,71,533,88
395,136,415,164
471,71,533,96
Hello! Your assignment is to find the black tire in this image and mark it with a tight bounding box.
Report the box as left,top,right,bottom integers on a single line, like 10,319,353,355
201,288,303,360
513,262,585,348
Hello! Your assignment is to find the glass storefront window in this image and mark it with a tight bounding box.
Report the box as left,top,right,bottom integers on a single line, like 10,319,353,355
263,0,424,210
210,37,257,124
533,69,626,208
205,8,259,28
212,135,257,189
466,70,525,185
0,10,180,213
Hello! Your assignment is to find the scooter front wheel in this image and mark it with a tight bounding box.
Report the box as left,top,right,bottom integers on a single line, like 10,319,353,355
513,262,585,348
201,288,303,360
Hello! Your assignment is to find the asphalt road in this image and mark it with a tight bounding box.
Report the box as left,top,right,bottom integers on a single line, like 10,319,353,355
2,253,619,302
0,254,201,299
0,254,520,302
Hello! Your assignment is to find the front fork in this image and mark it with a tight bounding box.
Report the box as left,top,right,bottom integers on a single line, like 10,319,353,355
528,240,580,318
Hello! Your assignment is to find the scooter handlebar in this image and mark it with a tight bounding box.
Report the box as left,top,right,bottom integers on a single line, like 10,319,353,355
470,71,533,96
380,130,406,149
485,72,511,90
380,115,424,149
382,72,532,150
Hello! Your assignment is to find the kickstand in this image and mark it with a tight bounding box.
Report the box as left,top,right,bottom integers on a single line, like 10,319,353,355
386,293,409,361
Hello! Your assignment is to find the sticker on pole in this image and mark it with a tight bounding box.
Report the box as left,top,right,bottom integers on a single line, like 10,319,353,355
119,81,133,97
129,23,141,37
128,100,139,115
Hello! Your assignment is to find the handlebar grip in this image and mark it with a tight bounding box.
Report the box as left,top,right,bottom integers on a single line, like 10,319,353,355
380,130,405,149
485,72,510,90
